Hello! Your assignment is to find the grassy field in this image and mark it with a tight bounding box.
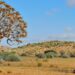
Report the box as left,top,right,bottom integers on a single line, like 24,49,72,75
0,57,75,75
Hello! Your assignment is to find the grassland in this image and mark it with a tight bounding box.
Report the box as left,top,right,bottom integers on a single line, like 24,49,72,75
0,41,75,75
0,58,75,75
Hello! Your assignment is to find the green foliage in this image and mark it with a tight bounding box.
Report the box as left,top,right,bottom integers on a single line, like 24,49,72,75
5,54,20,61
44,50,58,58
0,52,21,61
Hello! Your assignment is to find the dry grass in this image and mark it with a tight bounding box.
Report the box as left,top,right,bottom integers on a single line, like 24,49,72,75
0,41,75,75
0,67,74,75
0,57,74,75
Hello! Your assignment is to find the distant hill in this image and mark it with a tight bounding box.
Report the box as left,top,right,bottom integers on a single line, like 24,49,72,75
1,41,75,55
11,41,75,54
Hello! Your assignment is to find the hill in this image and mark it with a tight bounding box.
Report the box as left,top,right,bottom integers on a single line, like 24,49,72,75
0,41,75,75
11,41,75,55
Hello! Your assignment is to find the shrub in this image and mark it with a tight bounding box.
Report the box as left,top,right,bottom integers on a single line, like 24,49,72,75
20,53,27,56
7,63,11,66
35,53,45,58
59,51,70,58
0,70,2,73
10,51,16,54
72,70,75,73
7,71,12,74
37,63,42,67
65,51,75,58
44,50,58,58
69,52,75,57
0,52,21,61
5,54,20,61
0,52,10,60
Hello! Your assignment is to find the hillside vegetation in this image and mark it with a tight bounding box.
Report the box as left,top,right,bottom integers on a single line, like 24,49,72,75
11,41,75,57
0,41,75,75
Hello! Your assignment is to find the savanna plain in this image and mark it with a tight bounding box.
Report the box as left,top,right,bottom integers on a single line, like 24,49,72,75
0,41,75,75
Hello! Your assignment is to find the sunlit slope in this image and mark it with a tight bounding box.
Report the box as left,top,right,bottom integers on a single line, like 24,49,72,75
11,41,75,54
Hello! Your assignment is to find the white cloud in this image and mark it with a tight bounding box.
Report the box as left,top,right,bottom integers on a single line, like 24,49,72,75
48,27,75,41
67,0,75,7
49,33,75,39
49,33,75,41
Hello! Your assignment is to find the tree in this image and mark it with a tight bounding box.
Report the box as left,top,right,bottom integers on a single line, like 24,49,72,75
0,0,27,45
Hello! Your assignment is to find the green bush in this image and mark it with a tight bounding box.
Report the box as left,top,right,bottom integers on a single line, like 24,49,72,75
44,50,58,58
5,54,20,61
0,52,21,61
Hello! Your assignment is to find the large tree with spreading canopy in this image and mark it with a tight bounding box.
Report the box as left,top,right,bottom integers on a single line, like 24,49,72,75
0,0,27,45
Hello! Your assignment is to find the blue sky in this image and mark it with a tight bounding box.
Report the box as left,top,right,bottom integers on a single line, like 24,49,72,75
2,0,75,46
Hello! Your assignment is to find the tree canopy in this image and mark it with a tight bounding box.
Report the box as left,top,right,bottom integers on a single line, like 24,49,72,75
0,1,27,45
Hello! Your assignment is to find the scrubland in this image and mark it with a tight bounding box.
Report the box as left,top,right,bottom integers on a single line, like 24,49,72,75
0,41,75,75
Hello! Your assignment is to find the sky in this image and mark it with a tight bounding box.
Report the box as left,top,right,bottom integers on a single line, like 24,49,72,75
1,0,75,47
